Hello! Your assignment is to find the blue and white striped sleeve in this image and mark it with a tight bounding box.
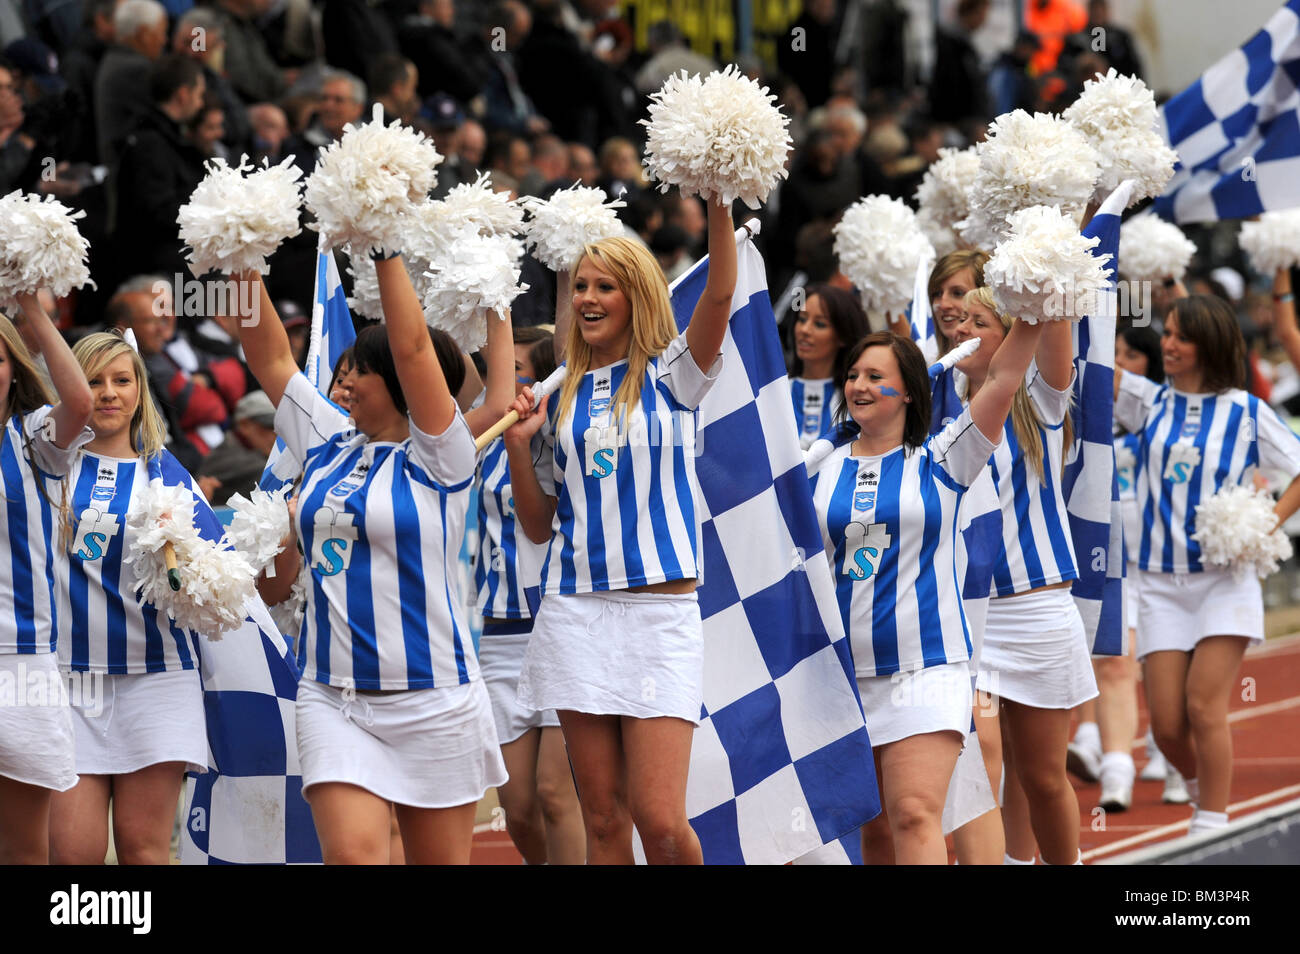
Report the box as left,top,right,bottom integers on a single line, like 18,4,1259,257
1026,363,1076,427
274,372,350,465
1115,371,1162,434
928,406,997,489
654,331,722,411
22,405,94,478
408,409,477,487
1254,401,1300,483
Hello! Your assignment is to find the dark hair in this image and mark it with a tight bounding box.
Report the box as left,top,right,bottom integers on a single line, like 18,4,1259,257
429,328,465,396
1166,295,1246,393
327,346,355,397
369,53,413,97
352,326,466,416
1117,326,1162,383
834,332,931,450
510,325,556,381
790,284,871,379
149,54,204,105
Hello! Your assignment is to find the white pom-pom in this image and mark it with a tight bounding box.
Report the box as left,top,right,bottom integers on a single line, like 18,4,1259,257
521,185,625,271
429,172,525,240
914,146,979,253
0,191,94,312
423,227,527,352
178,155,303,276
223,487,291,576
304,104,442,256
345,250,383,320
984,205,1109,322
1062,69,1178,206
1239,210,1300,275
123,479,255,639
641,65,792,208
1119,216,1197,282
958,111,1101,249
1193,485,1293,578
833,195,935,318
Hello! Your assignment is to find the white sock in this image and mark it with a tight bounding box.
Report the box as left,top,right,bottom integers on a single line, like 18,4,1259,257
1100,751,1135,781
1073,721,1101,752
1040,849,1083,865
1189,808,1229,834
1003,852,1035,865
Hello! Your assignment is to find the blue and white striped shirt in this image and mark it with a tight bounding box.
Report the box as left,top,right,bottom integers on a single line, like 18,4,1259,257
56,451,204,673
1116,373,1300,574
985,367,1079,596
278,373,479,690
809,408,997,677
790,376,837,450
475,436,545,620
1,406,91,655
534,331,721,595
1114,427,1142,564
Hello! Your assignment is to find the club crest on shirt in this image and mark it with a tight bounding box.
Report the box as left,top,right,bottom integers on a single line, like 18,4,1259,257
843,520,892,582
589,371,612,419
853,468,879,510
1180,403,1202,439
329,459,371,499
1163,442,1201,484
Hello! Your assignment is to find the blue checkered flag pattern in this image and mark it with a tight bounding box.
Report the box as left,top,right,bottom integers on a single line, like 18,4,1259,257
1156,0,1300,222
260,243,358,493
1065,181,1132,656
669,223,879,864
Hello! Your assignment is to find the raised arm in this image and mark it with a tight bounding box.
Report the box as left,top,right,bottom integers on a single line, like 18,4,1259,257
553,270,571,363
685,198,736,372
464,311,517,438
230,271,299,407
1034,318,1075,392
15,293,91,448
374,255,456,436
1273,268,1300,375
970,317,1047,442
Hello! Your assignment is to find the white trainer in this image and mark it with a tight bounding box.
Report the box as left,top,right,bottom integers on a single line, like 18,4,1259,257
1139,729,1167,781
1163,765,1192,804
1066,740,1102,783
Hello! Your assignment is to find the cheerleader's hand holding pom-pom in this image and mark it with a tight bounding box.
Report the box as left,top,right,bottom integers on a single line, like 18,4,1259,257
983,205,1110,323
1193,484,1294,579
178,155,303,276
0,191,94,312
1239,210,1300,275
640,65,792,208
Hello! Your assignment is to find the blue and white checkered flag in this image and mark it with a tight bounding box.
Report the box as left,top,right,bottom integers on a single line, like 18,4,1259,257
1066,181,1133,656
669,222,880,864
1156,0,1300,222
260,242,357,493
138,454,321,864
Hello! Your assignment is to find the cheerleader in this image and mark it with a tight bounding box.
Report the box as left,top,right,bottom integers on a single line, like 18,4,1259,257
231,261,507,865
788,285,870,449
0,296,93,864
477,326,585,864
1068,325,1164,811
809,318,1045,864
503,198,736,865
1114,295,1300,834
928,249,990,353
45,332,216,864
957,286,1097,866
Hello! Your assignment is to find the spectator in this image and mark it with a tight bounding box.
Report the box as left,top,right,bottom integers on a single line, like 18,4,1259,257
197,390,279,506
370,52,419,126
517,0,620,147
989,30,1041,115
651,224,692,283
588,17,639,142
484,129,531,184
424,92,467,197
567,141,597,186
931,0,990,124
321,0,397,87
58,0,119,164
633,19,715,96
776,0,836,109
529,132,569,193
112,53,207,279
398,0,485,105
279,300,309,368
106,276,227,467
1024,0,1087,77
247,101,289,163
288,68,365,175
772,129,859,291
1065,0,1143,79
467,1,548,135
172,7,251,154
187,94,228,160
458,116,486,172
0,57,34,193
94,0,167,164
208,0,286,104
596,135,645,198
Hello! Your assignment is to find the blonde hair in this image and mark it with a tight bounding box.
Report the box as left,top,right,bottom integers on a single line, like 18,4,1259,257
963,287,1073,482
72,332,168,459
556,237,677,430
0,313,54,424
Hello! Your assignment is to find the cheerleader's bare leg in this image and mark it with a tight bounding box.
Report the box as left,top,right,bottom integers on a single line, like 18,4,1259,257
558,711,634,864
1142,651,1196,781
622,715,702,865
1183,635,1250,814
0,777,58,864
998,714,1039,861
1000,700,1078,865
48,775,110,864
535,725,585,865
952,695,1006,864
307,782,396,864
872,731,963,865
393,801,478,864
497,727,549,863
110,762,188,864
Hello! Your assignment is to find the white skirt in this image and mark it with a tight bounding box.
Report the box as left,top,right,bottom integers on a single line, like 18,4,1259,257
975,587,1098,709
1135,567,1264,659
0,652,77,791
296,677,507,809
517,590,704,724
66,668,207,776
479,621,560,745
856,661,972,747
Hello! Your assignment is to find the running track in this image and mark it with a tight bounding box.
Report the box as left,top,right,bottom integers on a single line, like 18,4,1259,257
467,632,1300,864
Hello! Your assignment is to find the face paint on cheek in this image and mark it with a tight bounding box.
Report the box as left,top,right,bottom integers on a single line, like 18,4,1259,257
878,386,901,397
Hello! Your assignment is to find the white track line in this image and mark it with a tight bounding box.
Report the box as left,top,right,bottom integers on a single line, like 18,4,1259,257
1082,782,1300,861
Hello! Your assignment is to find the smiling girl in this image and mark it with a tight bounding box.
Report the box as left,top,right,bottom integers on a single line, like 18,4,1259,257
788,285,870,449
503,198,736,865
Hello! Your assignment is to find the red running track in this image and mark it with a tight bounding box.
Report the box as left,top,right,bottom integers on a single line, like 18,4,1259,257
468,633,1300,865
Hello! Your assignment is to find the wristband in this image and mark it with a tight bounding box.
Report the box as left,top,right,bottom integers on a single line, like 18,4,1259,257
1275,293,1295,304
369,246,401,261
